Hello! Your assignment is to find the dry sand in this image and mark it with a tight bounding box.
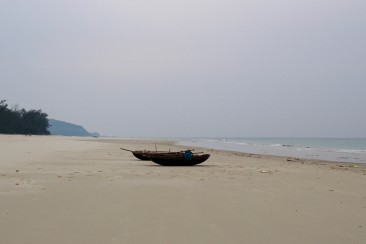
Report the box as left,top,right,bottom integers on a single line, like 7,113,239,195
1,135,365,244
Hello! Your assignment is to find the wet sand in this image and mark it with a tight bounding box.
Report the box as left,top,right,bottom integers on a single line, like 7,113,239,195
1,135,365,244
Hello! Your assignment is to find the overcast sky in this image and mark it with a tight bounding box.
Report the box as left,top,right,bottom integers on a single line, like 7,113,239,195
1,0,365,137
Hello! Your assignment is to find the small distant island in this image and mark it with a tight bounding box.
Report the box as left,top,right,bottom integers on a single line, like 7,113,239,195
1,99,99,137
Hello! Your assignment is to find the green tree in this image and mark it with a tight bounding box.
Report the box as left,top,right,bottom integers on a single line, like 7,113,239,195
0,99,50,135
0,100,21,133
20,109,50,135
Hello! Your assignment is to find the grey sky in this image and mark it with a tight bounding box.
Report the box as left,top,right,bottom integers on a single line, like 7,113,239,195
1,0,365,137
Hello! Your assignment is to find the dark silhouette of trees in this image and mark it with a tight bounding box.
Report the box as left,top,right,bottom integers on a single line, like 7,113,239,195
0,100,50,135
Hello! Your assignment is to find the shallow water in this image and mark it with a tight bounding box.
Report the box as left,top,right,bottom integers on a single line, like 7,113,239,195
176,138,366,164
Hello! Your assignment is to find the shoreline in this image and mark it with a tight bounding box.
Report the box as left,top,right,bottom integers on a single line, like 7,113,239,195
1,135,366,243
99,137,366,171
175,138,366,164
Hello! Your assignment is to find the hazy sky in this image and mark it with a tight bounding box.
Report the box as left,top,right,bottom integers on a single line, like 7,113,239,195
1,0,365,137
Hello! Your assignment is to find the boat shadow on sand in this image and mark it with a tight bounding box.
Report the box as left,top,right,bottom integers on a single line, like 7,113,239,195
143,164,217,168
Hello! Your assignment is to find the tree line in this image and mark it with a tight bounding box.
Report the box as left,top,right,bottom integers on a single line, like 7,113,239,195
0,100,50,135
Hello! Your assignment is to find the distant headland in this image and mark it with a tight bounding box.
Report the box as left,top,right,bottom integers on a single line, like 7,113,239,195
48,119,100,137
1,99,99,137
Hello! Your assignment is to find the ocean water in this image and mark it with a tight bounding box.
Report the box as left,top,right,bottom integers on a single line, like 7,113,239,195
176,138,366,164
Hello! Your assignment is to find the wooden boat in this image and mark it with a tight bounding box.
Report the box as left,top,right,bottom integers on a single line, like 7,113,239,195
120,148,210,166
120,148,178,161
149,150,210,166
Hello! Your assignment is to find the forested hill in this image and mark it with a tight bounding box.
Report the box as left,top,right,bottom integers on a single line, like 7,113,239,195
1,100,99,137
48,119,99,137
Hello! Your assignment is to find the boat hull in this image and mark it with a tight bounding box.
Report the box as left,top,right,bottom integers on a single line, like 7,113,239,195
132,151,178,161
132,151,151,160
150,154,210,166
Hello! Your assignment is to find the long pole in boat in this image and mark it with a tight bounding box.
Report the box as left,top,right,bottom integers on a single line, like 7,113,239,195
120,148,134,152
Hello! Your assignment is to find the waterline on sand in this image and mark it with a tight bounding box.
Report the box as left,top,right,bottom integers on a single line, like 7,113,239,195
176,138,366,164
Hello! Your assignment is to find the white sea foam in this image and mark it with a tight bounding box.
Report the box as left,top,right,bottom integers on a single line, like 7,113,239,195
333,149,366,154
270,144,282,147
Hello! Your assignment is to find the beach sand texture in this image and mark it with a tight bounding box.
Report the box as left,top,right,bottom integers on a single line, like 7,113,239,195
1,135,365,244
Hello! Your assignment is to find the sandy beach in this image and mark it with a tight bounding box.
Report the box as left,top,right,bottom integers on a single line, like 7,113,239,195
1,135,365,244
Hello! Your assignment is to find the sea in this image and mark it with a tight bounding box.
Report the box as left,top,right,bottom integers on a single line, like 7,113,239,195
176,138,366,164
